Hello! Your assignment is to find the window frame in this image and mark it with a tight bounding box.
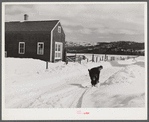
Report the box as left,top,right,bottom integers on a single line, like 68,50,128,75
55,42,63,59
18,42,25,54
37,42,44,55
58,26,61,33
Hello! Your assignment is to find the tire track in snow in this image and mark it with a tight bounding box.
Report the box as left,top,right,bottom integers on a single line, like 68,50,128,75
76,87,92,108
76,89,88,108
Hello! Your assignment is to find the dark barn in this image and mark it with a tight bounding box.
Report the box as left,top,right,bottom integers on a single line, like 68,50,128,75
5,16,65,63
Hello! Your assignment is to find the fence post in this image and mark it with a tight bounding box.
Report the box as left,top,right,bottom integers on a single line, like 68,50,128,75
75,54,76,62
66,54,68,64
96,57,98,62
133,57,135,60
102,56,104,61
66,58,68,65
111,57,113,61
104,56,106,61
80,57,81,64
104,55,107,61
46,61,48,69
92,54,94,62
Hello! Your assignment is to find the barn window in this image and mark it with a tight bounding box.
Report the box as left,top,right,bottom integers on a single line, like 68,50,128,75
19,42,25,54
37,42,44,55
58,26,61,33
55,42,62,59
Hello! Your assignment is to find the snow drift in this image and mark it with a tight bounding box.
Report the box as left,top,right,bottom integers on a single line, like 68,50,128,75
4,55,145,108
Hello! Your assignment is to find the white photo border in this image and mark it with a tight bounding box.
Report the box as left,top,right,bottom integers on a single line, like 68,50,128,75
1,1,148,120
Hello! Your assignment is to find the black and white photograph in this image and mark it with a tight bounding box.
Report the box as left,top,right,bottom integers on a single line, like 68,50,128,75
2,2,147,120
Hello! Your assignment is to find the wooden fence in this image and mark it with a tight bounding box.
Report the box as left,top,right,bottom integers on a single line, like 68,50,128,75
66,55,86,64
91,54,137,62
66,54,138,64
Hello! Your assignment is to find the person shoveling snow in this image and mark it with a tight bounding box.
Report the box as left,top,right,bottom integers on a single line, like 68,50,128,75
88,65,103,87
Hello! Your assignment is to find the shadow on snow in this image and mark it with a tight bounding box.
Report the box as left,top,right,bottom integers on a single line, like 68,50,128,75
69,83,87,88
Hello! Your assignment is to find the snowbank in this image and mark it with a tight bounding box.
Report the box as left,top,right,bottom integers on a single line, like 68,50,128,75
4,56,145,108
82,63,145,108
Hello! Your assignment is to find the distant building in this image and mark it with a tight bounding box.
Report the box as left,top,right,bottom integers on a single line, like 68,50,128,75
5,15,65,62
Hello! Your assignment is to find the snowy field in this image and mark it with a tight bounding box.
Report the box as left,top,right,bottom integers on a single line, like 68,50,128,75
4,54,145,108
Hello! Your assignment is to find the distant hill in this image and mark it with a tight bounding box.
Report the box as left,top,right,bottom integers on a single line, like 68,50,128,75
66,41,144,56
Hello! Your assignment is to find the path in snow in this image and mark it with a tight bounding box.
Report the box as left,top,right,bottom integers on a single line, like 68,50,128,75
82,62,145,108
27,65,121,108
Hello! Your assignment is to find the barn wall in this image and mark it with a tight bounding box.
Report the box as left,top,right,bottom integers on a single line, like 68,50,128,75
5,31,51,61
52,22,65,62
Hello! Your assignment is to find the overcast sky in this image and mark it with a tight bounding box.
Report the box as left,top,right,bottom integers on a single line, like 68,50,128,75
5,2,146,43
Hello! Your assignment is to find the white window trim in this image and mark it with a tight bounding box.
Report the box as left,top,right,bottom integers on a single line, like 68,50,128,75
55,42,63,59
58,26,61,33
37,42,44,55
50,21,60,62
18,42,25,54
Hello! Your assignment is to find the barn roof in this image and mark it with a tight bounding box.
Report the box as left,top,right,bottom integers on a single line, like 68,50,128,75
5,20,59,32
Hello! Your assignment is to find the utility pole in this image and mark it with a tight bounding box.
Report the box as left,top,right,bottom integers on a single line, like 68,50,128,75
46,61,48,69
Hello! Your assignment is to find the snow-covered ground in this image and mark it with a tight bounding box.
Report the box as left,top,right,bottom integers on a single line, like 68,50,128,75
4,55,145,108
